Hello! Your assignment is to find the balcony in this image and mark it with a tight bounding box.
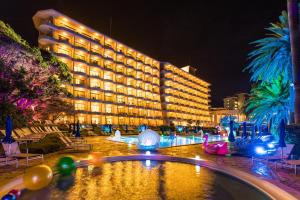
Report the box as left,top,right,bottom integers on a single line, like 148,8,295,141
105,45,115,51
90,60,100,66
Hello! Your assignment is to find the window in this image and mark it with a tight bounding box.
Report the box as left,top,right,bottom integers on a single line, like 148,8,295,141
104,82,113,91
116,65,124,73
74,78,85,85
78,116,85,123
91,103,100,112
57,46,71,56
74,65,85,73
75,103,85,110
90,70,99,76
92,117,99,124
117,96,125,103
106,117,112,124
90,80,100,87
106,105,112,113
116,86,124,93
128,88,133,95
90,59,99,65
105,94,113,101
137,90,143,97
74,90,85,98
74,53,86,61
104,72,112,80
91,93,100,100
58,35,70,42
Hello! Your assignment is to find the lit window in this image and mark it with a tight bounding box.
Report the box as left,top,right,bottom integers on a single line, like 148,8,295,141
104,72,112,80
91,104,100,112
74,65,85,73
75,103,85,110
106,105,112,113
90,70,99,76
90,80,99,87
78,116,85,123
92,117,99,124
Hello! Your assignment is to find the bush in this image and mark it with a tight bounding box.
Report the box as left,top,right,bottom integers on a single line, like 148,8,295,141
160,125,170,135
286,125,300,156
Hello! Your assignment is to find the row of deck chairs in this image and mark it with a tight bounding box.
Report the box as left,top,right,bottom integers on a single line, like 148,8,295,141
0,142,44,168
0,126,92,168
41,126,93,150
252,144,300,174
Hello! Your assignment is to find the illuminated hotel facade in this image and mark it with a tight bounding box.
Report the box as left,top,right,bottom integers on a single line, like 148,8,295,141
33,9,210,127
161,64,210,126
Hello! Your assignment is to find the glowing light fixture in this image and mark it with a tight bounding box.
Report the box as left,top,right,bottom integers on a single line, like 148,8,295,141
195,155,200,160
255,146,267,155
146,151,151,155
145,160,151,167
267,143,275,149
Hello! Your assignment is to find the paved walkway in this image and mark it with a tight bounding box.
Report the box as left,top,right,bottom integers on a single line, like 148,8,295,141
1,136,300,199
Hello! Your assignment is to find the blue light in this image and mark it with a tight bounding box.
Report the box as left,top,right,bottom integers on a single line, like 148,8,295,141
267,143,275,149
255,146,267,155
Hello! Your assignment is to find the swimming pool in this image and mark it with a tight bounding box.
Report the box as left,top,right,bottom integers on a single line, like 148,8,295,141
19,160,271,200
108,135,226,148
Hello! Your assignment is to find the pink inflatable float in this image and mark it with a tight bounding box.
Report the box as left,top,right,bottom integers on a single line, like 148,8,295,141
202,135,229,155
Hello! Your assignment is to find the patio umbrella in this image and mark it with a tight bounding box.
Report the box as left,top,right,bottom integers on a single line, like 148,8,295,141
242,122,247,139
2,115,14,144
251,125,256,140
125,124,128,134
278,119,287,159
228,120,235,142
75,121,80,138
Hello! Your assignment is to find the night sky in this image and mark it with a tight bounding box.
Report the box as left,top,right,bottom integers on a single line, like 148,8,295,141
1,0,286,106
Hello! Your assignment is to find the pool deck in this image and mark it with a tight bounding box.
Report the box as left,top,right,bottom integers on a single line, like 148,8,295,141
1,136,300,199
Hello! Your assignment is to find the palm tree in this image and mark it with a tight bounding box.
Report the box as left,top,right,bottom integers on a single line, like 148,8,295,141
287,0,300,123
245,11,292,83
245,77,291,137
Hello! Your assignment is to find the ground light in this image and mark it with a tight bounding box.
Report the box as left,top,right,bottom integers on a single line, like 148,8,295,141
255,146,267,155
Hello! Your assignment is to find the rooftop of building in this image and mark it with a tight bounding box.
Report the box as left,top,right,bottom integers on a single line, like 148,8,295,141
33,9,160,65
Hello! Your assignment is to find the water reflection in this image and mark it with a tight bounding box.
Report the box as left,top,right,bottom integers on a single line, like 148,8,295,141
21,161,271,200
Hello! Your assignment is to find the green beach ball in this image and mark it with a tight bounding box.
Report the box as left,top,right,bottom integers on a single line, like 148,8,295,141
56,156,76,175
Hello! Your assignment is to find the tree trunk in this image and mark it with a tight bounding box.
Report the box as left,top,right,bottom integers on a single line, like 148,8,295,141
288,0,300,123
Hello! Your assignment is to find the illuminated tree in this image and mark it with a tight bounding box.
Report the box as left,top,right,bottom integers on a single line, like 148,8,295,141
245,77,291,137
244,9,295,137
0,20,72,127
245,11,291,83
220,116,239,129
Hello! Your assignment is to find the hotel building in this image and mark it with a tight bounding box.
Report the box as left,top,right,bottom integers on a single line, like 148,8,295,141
33,9,210,127
161,64,210,126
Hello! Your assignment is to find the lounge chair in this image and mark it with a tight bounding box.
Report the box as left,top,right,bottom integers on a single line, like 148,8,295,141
56,133,92,151
275,159,300,175
2,142,43,166
0,156,18,168
12,129,42,142
52,126,68,133
252,144,294,164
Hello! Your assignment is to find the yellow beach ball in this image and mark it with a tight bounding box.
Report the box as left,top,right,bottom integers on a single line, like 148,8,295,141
23,165,53,191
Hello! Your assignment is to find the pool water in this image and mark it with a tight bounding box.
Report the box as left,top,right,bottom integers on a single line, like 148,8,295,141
20,161,270,200
109,135,226,148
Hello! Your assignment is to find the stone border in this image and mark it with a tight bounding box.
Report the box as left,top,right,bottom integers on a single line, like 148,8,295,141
1,154,298,200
